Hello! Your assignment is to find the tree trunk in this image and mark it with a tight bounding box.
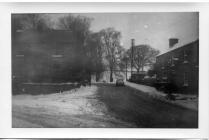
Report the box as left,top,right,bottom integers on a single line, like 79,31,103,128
137,68,140,73
96,72,99,82
125,62,127,81
110,70,113,82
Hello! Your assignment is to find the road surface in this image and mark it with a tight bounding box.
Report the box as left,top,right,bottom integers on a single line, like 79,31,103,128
12,83,198,128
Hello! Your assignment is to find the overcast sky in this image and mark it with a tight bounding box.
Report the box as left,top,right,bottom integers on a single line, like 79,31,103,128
51,12,198,54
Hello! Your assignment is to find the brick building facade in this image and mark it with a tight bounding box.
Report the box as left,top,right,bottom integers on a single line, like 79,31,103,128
12,29,86,83
155,40,199,94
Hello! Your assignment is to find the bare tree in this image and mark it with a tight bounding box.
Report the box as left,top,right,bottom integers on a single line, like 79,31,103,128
12,14,53,38
120,51,130,80
20,14,52,31
58,14,93,81
99,28,123,82
58,14,92,44
86,32,105,81
128,44,160,72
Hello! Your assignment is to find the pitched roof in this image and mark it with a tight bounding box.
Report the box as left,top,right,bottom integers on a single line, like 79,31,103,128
157,39,199,57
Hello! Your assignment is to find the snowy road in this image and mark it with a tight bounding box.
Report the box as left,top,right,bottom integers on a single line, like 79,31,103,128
12,83,198,128
12,85,135,128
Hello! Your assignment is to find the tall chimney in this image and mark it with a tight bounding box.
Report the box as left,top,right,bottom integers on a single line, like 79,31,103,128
131,39,135,47
169,38,178,48
131,39,135,75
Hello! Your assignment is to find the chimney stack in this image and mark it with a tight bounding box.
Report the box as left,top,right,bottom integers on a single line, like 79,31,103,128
131,39,135,47
169,38,179,48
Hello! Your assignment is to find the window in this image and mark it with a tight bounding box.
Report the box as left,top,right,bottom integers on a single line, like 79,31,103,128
171,56,175,67
16,54,24,57
52,46,64,58
161,63,165,69
183,50,188,64
15,50,25,57
162,70,168,83
55,47,64,55
171,55,179,67
183,72,189,86
51,54,63,58
53,43,65,55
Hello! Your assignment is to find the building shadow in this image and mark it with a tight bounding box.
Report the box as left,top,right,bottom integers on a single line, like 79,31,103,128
95,83,198,128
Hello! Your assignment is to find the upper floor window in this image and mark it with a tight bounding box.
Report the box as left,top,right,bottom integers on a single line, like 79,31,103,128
51,54,63,58
170,55,179,67
16,54,24,57
53,44,65,55
15,50,25,57
183,50,189,64
171,56,175,67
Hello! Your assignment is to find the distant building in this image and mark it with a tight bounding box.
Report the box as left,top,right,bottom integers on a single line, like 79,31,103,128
155,39,199,94
12,29,87,83
129,71,146,83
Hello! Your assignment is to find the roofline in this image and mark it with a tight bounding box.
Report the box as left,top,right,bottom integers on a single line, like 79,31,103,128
16,29,72,32
157,39,199,58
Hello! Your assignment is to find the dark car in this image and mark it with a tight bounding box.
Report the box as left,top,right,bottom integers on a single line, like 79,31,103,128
116,79,125,86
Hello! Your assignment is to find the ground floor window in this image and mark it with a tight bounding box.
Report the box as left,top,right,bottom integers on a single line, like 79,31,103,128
183,72,189,86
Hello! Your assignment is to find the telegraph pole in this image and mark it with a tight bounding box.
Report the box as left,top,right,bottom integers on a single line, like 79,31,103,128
125,57,127,81
131,39,135,75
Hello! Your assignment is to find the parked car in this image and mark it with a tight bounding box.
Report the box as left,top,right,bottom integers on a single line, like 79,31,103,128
116,78,125,86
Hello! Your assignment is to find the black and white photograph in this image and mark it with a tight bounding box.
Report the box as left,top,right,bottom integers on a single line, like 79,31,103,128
11,12,199,128
0,138,208,140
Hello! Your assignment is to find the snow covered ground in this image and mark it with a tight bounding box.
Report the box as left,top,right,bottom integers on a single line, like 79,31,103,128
125,81,198,111
12,83,198,128
12,85,135,128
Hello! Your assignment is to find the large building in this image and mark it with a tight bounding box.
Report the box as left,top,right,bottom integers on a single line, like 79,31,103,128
12,29,87,83
155,39,199,94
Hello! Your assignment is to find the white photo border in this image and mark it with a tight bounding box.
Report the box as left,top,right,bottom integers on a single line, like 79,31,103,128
0,2,208,139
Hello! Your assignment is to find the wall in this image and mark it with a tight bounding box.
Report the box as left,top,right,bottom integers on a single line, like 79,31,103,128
12,30,84,83
155,40,199,94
